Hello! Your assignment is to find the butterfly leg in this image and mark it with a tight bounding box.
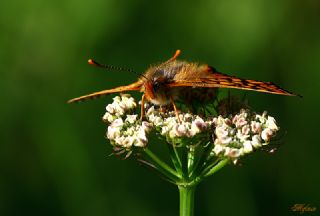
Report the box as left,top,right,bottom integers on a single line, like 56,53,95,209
140,94,146,120
170,96,181,123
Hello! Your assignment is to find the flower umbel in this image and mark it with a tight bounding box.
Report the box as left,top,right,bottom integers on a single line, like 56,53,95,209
212,109,279,163
103,94,152,152
103,94,280,163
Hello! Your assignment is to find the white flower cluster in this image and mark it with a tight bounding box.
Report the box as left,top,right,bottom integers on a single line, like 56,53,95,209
103,95,280,161
212,109,279,163
146,106,210,143
103,94,152,149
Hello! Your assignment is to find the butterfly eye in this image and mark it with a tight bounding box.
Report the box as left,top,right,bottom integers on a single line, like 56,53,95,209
152,81,161,92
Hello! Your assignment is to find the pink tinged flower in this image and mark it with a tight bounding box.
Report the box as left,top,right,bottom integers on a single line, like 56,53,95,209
251,121,262,134
224,147,241,158
251,135,262,148
192,118,208,132
175,124,187,137
241,125,250,135
215,126,229,139
106,104,115,114
261,128,274,142
142,121,152,133
232,114,239,124
214,136,232,145
243,141,253,153
235,117,248,128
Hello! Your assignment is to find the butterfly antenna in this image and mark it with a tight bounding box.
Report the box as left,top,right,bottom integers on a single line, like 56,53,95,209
88,59,149,81
165,49,181,63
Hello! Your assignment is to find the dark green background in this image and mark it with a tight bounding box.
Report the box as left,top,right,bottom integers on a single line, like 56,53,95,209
1,0,319,215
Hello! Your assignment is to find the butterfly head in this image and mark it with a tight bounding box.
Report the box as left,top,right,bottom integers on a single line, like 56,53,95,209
144,76,171,105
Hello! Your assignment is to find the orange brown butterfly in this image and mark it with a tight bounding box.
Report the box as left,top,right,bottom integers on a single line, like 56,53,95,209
68,50,300,120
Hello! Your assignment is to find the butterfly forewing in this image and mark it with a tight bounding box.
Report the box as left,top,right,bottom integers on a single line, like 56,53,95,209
68,80,143,103
168,68,298,97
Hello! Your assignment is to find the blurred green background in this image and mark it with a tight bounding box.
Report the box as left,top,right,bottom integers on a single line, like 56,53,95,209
1,0,319,215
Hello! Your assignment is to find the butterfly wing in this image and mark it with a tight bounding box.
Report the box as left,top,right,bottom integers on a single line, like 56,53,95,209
68,80,143,103
168,66,299,97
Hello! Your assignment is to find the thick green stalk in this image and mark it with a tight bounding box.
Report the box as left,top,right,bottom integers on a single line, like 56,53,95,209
179,186,196,216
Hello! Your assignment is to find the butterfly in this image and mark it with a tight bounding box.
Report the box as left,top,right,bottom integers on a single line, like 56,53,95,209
68,50,300,119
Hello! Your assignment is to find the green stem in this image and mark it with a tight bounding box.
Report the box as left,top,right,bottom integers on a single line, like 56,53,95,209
203,158,229,178
187,147,195,177
167,144,184,176
144,148,182,181
179,186,196,216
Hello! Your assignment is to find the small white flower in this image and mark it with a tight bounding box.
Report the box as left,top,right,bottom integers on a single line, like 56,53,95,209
169,129,176,139
251,135,262,148
122,96,136,109
122,136,134,148
111,118,124,128
114,136,125,145
125,115,138,124
135,128,148,147
153,116,164,126
236,129,250,142
243,141,253,153
213,144,224,155
107,126,121,140
161,126,169,135
103,112,115,123
113,96,121,103
266,116,279,131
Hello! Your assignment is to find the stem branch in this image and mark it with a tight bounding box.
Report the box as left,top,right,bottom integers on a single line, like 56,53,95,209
144,148,182,181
